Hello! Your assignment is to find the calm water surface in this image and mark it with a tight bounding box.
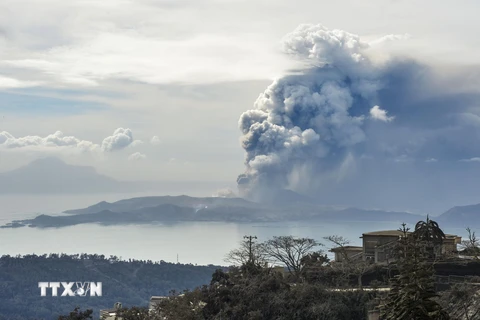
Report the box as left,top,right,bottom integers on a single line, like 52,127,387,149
0,194,472,265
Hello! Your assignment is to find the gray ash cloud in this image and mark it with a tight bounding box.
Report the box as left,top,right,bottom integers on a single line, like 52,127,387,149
237,24,480,211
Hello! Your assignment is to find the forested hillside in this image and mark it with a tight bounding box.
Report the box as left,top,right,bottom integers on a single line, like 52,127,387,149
0,254,222,320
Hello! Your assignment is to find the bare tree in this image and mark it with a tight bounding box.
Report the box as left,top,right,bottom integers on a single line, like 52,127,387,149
459,227,480,260
323,235,351,260
225,235,267,267
323,235,373,290
262,236,322,279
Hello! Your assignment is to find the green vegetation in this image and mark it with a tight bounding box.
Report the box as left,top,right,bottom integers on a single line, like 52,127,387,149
145,267,375,320
459,227,480,259
0,254,221,320
57,307,93,320
380,223,450,319
10,217,480,319
438,276,480,320
95,219,480,320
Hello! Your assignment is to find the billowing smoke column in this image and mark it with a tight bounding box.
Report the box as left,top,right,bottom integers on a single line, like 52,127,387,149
237,23,480,210
237,24,386,199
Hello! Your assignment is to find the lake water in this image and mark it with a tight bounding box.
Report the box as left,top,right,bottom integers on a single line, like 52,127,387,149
0,194,473,266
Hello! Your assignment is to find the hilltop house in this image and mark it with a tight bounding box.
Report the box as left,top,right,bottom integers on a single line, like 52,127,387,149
330,230,461,264
150,295,168,310
100,302,123,320
329,246,363,262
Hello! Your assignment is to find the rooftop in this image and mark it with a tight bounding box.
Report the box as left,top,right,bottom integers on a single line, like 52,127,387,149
361,230,459,239
362,230,404,237
329,246,363,252
100,309,117,314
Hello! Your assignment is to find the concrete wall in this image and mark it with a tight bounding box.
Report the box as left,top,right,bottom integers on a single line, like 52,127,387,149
363,235,399,260
333,249,363,262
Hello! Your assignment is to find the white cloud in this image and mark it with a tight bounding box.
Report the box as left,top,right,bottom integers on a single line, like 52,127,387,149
368,33,412,46
370,105,395,122
460,157,480,162
1,0,480,89
101,128,134,152
0,128,138,153
128,152,147,161
0,75,41,88
0,131,98,151
130,140,144,147
4,0,480,195
150,135,161,145
0,0,305,87
3,32,289,86
425,158,438,163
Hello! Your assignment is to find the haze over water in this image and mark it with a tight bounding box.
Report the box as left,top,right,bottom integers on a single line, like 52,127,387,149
0,194,474,266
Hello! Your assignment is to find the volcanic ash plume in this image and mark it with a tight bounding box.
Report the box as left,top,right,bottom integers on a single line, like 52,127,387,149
238,23,480,211
212,188,237,198
237,24,387,198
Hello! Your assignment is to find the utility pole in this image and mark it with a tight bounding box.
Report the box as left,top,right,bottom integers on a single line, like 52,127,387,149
244,235,258,264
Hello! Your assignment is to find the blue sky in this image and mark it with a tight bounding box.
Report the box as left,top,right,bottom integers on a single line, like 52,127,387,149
2,0,480,211
0,89,109,115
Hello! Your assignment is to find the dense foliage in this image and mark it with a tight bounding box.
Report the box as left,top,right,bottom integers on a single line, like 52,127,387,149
57,307,93,320
438,278,480,320
14,221,480,319
199,267,375,320
130,266,376,320
380,222,450,319
0,253,221,320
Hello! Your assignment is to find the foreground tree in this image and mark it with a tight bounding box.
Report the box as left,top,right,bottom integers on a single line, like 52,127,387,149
115,306,151,320
299,251,330,283
414,216,445,242
225,235,267,268
323,235,374,289
200,267,373,320
380,224,450,320
414,216,446,258
438,277,480,320
57,307,93,320
459,227,480,259
262,236,323,279
153,289,205,320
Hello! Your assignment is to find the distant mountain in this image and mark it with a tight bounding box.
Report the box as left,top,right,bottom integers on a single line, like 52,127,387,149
438,203,480,226
3,194,426,228
320,207,422,223
0,157,131,194
64,195,262,214
8,203,272,228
